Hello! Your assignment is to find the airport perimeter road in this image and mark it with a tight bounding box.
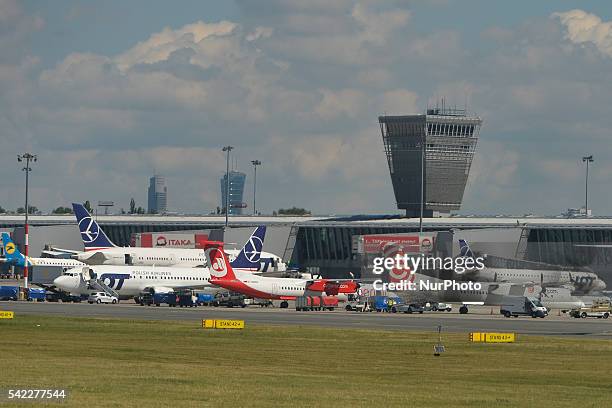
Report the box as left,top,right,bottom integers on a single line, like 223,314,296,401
2,301,612,338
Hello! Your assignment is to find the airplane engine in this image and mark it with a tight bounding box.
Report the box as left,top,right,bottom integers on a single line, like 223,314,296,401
145,286,173,294
324,281,360,295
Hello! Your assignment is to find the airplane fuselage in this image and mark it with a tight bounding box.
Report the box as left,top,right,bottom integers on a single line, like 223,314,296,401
468,267,605,294
54,265,213,297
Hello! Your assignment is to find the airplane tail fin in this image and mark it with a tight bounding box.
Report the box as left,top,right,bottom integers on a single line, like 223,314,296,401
72,203,117,250
230,226,266,269
1,232,26,266
458,239,475,258
203,241,236,281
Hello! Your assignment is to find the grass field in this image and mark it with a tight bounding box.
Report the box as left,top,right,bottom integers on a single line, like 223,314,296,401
1,315,611,407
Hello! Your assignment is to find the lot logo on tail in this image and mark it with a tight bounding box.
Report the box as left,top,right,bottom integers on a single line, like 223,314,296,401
243,236,263,263
231,226,266,269
207,248,228,278
458,239,474,258
5,242,15,255
72,203,116,249
78,217,100,243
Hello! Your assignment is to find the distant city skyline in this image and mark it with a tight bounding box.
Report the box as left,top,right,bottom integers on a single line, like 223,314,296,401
1,1,612,215
148,174,167,214
220,171,246,215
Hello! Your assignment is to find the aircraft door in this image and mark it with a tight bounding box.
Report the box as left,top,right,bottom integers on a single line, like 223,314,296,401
125,254,134,265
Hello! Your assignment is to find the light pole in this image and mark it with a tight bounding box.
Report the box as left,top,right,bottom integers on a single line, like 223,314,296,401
582,155,594,216
17,152,37,289
251,160,261,215
222,146,233,229
419,131,425,233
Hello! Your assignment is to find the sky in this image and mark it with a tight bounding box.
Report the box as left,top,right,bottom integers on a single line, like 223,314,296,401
1,0,612,216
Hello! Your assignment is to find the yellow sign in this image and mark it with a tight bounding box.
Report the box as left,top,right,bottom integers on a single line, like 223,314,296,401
202,319,245,329
0,311,14,319
5,242,15,255
469,332,515,343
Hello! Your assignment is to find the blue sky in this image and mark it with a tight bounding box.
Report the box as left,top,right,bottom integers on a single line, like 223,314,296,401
2,1,612,215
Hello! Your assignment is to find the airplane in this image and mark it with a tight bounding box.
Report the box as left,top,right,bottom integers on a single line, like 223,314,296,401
384,272,571,314
202,241,359,308
1,233,85,269
456,239,605,294
54,203,286,272
53,263,215,300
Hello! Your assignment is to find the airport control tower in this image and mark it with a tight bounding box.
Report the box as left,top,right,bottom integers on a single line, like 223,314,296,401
379,106,482,217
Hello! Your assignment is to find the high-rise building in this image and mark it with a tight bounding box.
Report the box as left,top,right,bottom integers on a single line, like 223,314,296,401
148,175,167,214
379,107,482,216
220,171,246,215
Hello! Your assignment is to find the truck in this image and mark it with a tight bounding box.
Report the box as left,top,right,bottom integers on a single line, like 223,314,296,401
154,293,178,307
244,298,273,307
569,300,612,319
196,293,215,306
27,288,46,302
370,296,403,313
500,296,548,318
212,292,246,308
345,296,371,312
0,285,19,301
296,296,338,311
45,291,83,303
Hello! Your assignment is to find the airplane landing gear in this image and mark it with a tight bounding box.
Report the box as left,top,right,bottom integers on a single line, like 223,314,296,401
280,301,289,309
459,305,469,314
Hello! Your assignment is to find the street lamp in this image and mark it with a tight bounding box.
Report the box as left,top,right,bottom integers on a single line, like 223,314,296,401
251,160,261,215
419,130,426,233
582,155,594,216
17,152,37,289
222,146,234,229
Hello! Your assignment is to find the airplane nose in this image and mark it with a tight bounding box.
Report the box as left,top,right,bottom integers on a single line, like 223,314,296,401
53,275,72,290
596,279,607,290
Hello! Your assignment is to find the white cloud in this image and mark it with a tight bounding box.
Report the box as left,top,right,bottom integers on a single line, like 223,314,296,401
378,89,419,115
115,21,237,71
315,88,367,120
351,3,410,46
553,9,612,57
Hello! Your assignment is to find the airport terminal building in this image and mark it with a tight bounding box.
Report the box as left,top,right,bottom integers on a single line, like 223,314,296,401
3,214,612,287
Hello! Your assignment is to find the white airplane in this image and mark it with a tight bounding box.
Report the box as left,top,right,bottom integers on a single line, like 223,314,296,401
1,233,85,269
53,264,213,299
54,203,286,272
457,239,606,294
203,241,359,308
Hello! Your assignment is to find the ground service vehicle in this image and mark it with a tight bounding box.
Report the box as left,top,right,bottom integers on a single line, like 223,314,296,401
178,293,198,307
369,296,403,312
569,301,611,319
196,293,215,306
501,296,547,318
88,292,118,304
244,298,273,307
155,293,178,307
296,296,338,311
27,288,46,302
432,302,453,312
345,297,370,312
212,292,246,308
0,286,19,301
45,292,82,303
399,303,425,314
